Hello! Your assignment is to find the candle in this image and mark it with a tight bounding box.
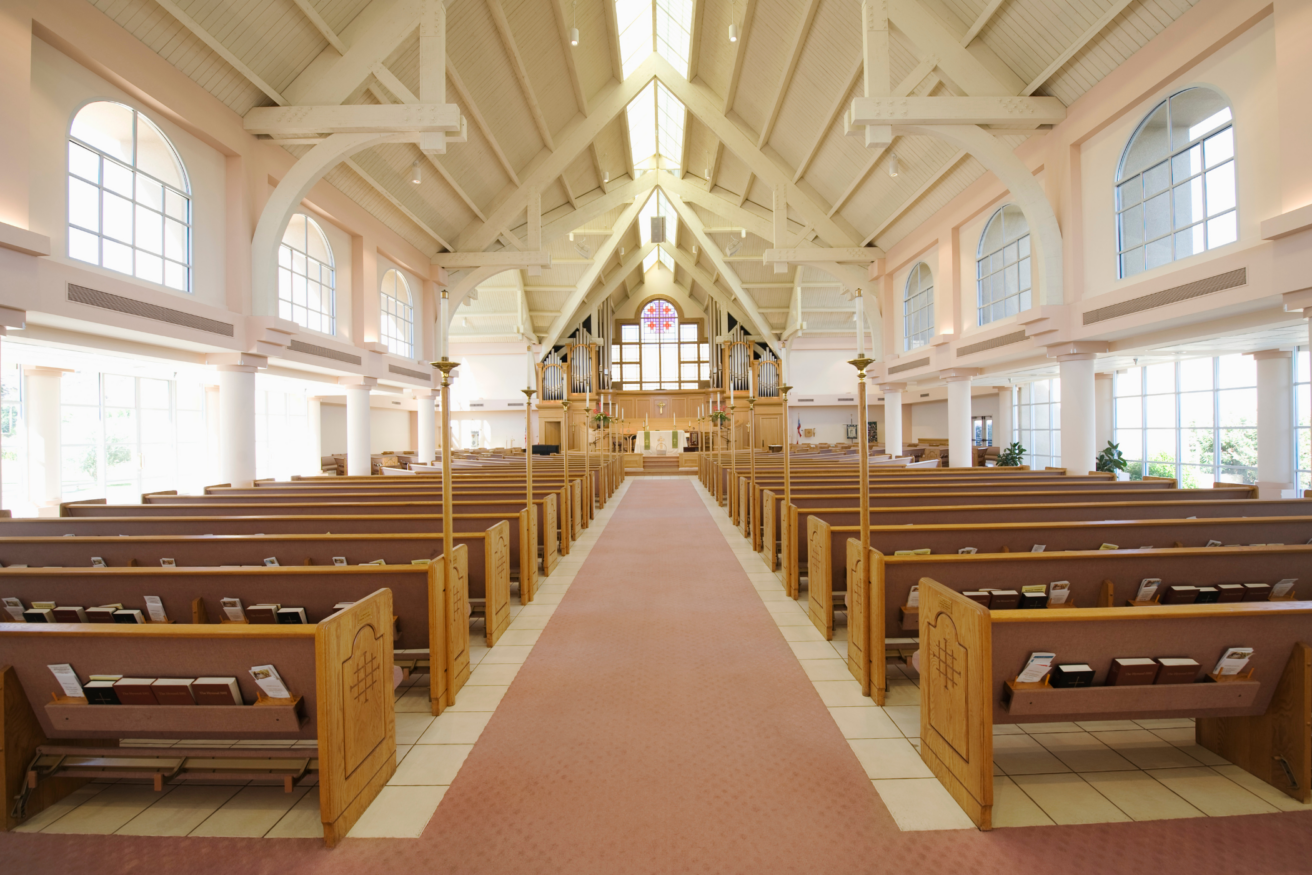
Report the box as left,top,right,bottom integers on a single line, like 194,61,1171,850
854,290,865,358
749,366,754,397
526,346,533,386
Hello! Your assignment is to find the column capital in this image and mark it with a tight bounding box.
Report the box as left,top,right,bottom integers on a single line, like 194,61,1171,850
1095,371,1114,381
1249,348,1294,361
338,376,379,389
939,367,982,382
206,352,268,370
876,382,907,393
21,366,73,377
1045,341,1108,362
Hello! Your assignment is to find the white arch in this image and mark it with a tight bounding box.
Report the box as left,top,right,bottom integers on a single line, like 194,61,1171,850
898,124,1063,306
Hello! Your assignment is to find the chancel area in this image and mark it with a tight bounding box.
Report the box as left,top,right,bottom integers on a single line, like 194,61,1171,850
1,0,1312,870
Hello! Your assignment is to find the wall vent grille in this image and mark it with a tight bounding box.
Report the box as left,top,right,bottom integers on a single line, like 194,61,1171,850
388,364,429,381
957,330,1026,357
468,403,485,408
837,396,854,402
888,357,930,375
1083,268,1246,325
287,339,362,365
66,284,234,337
797,398,814,403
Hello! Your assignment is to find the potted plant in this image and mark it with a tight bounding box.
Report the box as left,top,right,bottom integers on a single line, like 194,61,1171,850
996,441,1027,467
1096,440,1129,479
590,412,610,428
710,410,730,427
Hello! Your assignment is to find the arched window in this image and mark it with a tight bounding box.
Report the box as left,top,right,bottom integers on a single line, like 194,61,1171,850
67,101,192,292
976,205,1030,326
380,269,414,358
278,214,335,334
611,298,709,390
903,262,934,351
1116,87,1235,278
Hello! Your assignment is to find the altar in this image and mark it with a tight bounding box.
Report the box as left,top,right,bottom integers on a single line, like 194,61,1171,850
638,429,685,455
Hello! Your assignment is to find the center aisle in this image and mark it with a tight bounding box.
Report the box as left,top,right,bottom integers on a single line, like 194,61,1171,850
419,478,890,872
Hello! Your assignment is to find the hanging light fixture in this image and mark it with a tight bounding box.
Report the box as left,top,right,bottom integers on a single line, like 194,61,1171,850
887,153,899,178
568,231,575,241
741,228,747,238
410,159,422,184
569,0,579,45
603,170,610,183
729,0,738,41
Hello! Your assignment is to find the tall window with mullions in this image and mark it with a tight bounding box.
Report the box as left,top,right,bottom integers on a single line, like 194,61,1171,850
903,262,934,351
1116,87,1236,278
976,205,1031,326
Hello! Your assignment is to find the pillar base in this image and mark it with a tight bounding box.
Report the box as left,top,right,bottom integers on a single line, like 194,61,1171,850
1257,481,1299,500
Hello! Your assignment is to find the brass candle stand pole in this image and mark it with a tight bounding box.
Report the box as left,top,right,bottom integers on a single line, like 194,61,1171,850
747,396,756,543
561,398,571,542
849,354,875,702
429,356,460,709
522,386,535,599
781,383,792,560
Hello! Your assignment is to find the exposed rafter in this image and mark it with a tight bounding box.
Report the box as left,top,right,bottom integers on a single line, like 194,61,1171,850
706,140,723,191
288,0,348,54
722,0,759,114
961,0,1007,46
442,60,520,185
757,0,821,148
1022,0,1138,95
550,0,589,115
283,0,419,106
560,174,578,209
590,142,609,193
794,57,863,183
484,0,555,151
151,0,287,105
603,0,623,83
342,158,452,250
686,0,705,83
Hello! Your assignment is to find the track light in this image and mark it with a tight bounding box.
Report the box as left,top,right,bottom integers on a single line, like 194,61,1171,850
741,228,746,238
729,23,738,42
603,170,610,183
410,160,422,184
888,153,899,178
570,26,579,46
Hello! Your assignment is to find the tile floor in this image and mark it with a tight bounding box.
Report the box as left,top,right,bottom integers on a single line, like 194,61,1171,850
693,480,1312,831
17,479,632,840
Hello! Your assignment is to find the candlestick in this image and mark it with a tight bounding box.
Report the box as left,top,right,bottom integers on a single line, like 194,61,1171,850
854,290,865,358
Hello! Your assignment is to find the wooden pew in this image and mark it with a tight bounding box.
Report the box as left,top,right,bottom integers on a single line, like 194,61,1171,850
801,514,1312,641
917,578,1312,829
854,544,1312,704
0,590,398,845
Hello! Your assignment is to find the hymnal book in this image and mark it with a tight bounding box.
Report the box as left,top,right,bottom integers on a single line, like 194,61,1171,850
1050,664,1095,688
2,597,23,621
1194,587,1221,604
1213,647,1254,677
22,608,54,623
1135,579,1161,602
1099,543,1118,551
143,596,168,623
249,665,291,699
113,678,158,705
113,609,145,624
410,559,431,566
1048,581,1071,605
332,601,356,611
160,558,176,568
53,606,88,623
893,548,930,556
1156,657,1201,685
1019,585,1048,610
361,559,386,566
91,557,107,567
276,607,308,624
263,557,279,567
986,590,1020,610
152,678,196,705
1242,583,1272,601
958,547,977,555
220,598,245,622
32,601,55,610
1216,584,1246,603
1016,652,1056,684
1272,579,1297,599
84,680,119,705
86,606,118,623
1206,540,1223,547
1162,585,1198,605
1108,658,1159,686
962,591,991,606
48,664,84,699
332,557,347,566
906,585,920,608
89,674,122,682
193,677,242,706
246,604,281,625
1031,545,1045,553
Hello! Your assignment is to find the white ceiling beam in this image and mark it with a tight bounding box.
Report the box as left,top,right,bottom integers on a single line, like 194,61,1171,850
961,0,1007,46
619,111,636,182
284,0,420,106
150,0,288,105
859,0,893,148
706,140,723,191
541,192,652,349
661,244,755,335
851,96,1066,125
342,158,452,250
1022,0,1137,95
590,142,609,193
887,0,1021,96
794,57,863,183
484,0,555,151
443,60,520,185
550,0,589,115
687,0,705,83
761,308,853,314
457,59,660,252
288,0,348,54
761,248,880,265
722,0,759,114
560,175,578,209
244,104,461,136
540,175,656,245
603,0,624,83
863,150,968,246
586,243,655,308
434,250,551,268
737,172,754,208
757,0,822,149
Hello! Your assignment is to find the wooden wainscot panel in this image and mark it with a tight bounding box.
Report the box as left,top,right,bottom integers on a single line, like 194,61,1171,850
806,516,833,640
484,520,512,646
918,578,993,830
316,589,396,846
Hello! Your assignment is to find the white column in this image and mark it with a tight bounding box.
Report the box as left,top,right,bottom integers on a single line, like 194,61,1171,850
417,392,437,463
945,374,974,468
308,397,323,472
1058,354,1097,474
218,365,257,487
24,367,66,511
879,382,904,456
1252,349,1294,499
343,379,376,476
1094,372,1114,455
204,385,221,485
994,387,1013,448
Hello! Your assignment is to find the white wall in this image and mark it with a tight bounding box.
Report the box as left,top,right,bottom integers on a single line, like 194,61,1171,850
319,405,416,454
906,393,1001,442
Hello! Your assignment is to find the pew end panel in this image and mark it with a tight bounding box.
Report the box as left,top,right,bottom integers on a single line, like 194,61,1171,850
845,538,877,699
483,520,512,647
446,545,471,703
541,494,559,577
517,508,536,604
806,516,833,640
762,490,777,571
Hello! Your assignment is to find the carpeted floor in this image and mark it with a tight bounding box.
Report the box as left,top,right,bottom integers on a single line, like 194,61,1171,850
3,478,1311,874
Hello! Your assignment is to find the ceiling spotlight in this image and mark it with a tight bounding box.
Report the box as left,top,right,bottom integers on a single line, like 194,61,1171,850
569,231,575,241
888,154,899,178
570,26,579,46
410,160,422,184
740,228,747,238
729,23,738,42
603,170,610,183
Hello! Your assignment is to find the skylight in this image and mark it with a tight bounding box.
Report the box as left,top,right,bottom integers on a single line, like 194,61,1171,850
625,81,686,175
639,190,676,272
614,0,694,79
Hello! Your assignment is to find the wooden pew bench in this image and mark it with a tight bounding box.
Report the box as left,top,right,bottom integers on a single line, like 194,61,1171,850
0,590,397,845
917,578,1312,829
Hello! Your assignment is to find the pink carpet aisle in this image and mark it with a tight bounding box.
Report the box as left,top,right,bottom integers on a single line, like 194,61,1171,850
2,479,1311,874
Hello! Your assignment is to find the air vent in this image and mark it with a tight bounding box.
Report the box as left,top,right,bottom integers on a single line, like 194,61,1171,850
468,403,485,408
837,397,854,402
67,284,234,337
957,330,1026,357
1083,268,1246,325
888,357,930,375
388,364,429,380
797,397,814,403
288,339,362,365
508,402,523,408
920,393,930,398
